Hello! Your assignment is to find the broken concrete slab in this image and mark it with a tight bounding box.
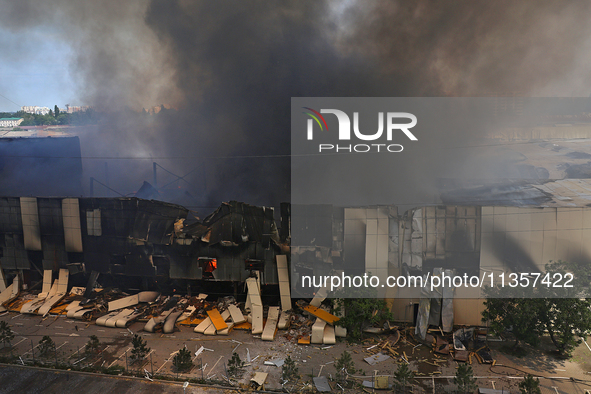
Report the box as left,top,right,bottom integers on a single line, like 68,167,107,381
194,317,213,334
20,298,45,314
261,306,279,341
163,311,183,334
335,325,347,337
66,305,84,319
0,277,19,312
250,372,267,389
364,353,391,365
310,287,327,308
138,291,159,303
115,310,142,328
38,270,52,299
246,277,263,335
228,304,245,324
37,269,69,316
313,376,331,392
204,321,217,335
108,294,139,312
105,309,134,328
276,255,291,311
277,310,290,330
96,311,121,327
323,324,336,345
311,318,327,344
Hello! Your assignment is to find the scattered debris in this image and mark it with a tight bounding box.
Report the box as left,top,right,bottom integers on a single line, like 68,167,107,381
364,352,391,365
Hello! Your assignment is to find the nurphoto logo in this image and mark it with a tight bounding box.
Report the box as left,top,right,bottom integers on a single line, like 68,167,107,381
302,107,417,153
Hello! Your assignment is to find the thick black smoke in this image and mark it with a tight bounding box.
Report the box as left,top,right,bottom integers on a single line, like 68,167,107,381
2,1,591,210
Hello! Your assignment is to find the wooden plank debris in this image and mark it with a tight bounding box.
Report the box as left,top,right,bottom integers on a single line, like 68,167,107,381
303,305,339,325
206,308,228,331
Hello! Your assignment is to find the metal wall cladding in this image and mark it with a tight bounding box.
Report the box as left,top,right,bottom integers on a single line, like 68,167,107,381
0,196,189,276
1,233,29,269
480,206,591,274
0,198,22,234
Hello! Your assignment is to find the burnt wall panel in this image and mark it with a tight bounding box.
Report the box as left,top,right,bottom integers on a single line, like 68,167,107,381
0,198,21,234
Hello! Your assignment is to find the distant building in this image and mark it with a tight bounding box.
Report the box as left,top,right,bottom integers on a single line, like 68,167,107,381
0,118,23,127
65,105,90,114
21,106,50,115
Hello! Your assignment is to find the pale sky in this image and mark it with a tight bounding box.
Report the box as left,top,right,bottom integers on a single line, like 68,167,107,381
0,26,77,112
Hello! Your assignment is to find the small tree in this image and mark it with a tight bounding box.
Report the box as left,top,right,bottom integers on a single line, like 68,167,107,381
0,321,14,348
519,374,541,394
38,335,55,357
227,352,245,378
454,364,477,394
393,362,415,393
130,334,150,363
173,346,193,372
334,350,356,383
333,288,394,341
85,335,100,354
282,355,299,382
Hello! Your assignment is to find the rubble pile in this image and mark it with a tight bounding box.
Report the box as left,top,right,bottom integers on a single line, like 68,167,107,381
0,276,355,346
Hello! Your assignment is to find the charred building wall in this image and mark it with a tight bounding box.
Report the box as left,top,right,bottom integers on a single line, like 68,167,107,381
0,197,282,287
293,203,591,325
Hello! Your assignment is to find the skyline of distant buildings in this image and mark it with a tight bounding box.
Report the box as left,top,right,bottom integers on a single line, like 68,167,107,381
20,105,90,115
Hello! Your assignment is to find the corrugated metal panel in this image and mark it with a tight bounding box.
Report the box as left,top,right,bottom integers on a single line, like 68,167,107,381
62,198,83,252
20,197,41,251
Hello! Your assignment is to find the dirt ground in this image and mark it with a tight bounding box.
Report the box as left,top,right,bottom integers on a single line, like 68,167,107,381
1,311,591,393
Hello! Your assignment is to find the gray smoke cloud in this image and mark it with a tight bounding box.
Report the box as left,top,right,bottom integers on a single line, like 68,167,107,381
2,1,591,209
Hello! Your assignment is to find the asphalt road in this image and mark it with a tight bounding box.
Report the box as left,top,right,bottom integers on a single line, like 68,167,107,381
0,364,223,394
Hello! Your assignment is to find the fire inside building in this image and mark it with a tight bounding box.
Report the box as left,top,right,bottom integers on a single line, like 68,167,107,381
0,197,289,293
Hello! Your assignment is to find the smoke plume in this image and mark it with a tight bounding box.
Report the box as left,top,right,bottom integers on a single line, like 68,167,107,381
2,1,591,209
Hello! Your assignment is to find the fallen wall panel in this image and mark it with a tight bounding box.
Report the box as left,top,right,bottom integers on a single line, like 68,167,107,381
261,306,280,341
276,255,291,311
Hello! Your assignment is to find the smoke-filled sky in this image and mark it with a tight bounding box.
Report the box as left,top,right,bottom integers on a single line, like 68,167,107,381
2,1,591,208
3,1,591,109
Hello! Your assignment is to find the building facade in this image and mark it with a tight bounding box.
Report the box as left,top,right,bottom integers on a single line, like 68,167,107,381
21,106,50,115
0,118,24,127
